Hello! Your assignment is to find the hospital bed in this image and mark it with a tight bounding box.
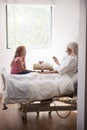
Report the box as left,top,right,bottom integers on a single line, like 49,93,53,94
2,72,77,121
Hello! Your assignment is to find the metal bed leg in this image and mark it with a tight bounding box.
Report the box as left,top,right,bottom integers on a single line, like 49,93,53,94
2,103,8,110
49,111,52,116
22,113,27,122
18,103,22,110
36,111,39,117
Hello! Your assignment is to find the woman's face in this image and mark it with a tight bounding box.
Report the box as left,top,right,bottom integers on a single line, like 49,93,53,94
66,47,72,55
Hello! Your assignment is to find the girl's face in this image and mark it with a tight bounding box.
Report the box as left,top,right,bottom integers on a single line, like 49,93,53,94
66,47,72,55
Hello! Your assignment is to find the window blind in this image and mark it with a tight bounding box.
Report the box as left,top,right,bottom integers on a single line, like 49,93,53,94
4,0,55,5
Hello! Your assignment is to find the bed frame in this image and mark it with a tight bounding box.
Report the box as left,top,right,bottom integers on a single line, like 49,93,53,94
19,95,77,121
19,82,77,121
2,92,77,122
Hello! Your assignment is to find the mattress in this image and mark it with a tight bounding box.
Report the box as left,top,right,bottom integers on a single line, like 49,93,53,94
2,72,77,104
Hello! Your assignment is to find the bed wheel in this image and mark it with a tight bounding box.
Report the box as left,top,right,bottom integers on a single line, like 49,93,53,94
36,112,39,117
22,114,27,122
49,111,52,116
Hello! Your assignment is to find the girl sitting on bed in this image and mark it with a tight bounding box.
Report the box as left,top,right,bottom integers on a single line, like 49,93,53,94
10,46,34,74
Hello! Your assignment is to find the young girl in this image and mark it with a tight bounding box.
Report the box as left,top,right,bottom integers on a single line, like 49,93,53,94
10,46,33,74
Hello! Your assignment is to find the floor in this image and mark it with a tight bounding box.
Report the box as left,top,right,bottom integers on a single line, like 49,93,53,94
0,98,77,130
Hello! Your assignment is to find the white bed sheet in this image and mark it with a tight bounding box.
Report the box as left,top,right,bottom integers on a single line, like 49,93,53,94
2,72,74,104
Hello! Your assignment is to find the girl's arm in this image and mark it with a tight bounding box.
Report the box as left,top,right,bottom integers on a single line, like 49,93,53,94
17,57,26,71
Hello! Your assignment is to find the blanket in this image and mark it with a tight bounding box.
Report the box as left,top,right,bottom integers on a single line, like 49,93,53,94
2,72,74,104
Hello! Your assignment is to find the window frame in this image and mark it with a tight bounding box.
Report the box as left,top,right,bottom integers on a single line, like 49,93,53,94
6,5,53,49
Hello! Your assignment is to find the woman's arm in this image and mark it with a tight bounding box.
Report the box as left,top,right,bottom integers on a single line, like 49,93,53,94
57,57,78,75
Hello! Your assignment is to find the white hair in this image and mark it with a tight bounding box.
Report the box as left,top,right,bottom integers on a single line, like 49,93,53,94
67,41,78,56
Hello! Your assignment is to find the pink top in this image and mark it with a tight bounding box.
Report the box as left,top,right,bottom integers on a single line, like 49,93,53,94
11,57,25,74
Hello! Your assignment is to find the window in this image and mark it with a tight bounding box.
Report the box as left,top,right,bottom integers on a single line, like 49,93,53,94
6,5,52,49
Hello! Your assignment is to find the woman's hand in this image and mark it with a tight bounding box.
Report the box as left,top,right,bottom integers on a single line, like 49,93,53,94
53,56,60,65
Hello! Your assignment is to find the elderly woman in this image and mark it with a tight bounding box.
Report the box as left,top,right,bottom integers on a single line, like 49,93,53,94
51,42,78,78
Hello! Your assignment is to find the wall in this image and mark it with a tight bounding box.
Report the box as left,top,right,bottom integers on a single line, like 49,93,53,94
0,0,80,93
77,0,87,129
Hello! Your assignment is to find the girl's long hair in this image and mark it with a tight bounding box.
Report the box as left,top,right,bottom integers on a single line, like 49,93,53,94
10,46,25,66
